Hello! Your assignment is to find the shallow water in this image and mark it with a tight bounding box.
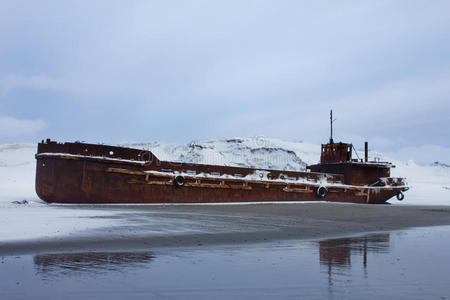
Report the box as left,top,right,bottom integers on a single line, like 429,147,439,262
1,226,450,300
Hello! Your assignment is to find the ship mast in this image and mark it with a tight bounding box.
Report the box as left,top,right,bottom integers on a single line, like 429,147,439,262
330,110,335,144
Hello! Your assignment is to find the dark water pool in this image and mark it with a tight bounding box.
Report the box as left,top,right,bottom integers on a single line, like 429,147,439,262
1,226,450,300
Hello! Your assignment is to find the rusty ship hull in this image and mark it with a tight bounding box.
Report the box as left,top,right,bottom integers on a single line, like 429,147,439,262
35,139,408,205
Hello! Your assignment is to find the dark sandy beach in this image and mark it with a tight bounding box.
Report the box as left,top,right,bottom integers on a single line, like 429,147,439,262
2,203,450,255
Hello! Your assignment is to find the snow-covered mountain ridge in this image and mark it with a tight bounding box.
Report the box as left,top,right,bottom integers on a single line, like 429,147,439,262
1,137,449,205
122,137,315,171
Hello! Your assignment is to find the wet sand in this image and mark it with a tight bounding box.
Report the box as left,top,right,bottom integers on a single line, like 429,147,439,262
2,203,450,255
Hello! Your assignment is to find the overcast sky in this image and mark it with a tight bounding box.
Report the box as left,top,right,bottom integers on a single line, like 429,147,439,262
1,0,449,163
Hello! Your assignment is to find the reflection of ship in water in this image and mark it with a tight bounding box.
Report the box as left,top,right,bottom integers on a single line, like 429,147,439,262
319,233,390,271
34,251,154,278
319,233,390,294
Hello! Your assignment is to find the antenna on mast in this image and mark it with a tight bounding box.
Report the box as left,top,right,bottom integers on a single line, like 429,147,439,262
330,110,336,144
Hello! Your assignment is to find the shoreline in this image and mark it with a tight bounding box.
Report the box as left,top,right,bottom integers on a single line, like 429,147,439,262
2,203,450,255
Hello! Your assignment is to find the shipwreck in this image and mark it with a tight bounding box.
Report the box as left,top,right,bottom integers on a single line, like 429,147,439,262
35,112,408,204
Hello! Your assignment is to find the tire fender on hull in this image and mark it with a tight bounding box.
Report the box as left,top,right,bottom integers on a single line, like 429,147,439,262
173,175,185,187
316,186,327,199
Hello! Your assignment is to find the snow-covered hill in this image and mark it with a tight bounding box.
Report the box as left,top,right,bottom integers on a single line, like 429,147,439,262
1,137,449,205
121,138,316,171
0,143,37,202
